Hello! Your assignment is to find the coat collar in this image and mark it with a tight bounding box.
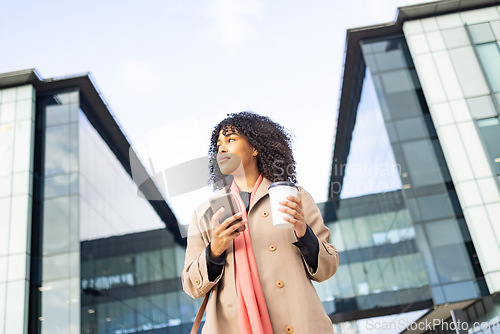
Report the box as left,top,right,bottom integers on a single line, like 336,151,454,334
249,177,272,212
217,176,272,212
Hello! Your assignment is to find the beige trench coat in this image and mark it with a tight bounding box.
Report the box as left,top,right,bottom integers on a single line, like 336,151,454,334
182,177,339,333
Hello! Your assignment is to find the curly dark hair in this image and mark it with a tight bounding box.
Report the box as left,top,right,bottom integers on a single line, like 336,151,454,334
208,111,297,190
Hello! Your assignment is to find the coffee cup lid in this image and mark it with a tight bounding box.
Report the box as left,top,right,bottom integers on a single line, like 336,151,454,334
269,181,297,189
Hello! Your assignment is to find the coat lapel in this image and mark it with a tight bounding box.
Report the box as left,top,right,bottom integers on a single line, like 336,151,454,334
249,177,272,212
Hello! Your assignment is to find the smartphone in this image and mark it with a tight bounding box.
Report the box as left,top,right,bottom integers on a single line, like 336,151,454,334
209,192,245,232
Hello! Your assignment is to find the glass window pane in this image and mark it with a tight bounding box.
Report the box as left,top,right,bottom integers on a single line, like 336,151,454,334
370,40,391,53
54,92,72,104
476,43,500,92
394,117,427,141
380,69,416,93
43,253,70,281
329,223,345,252
350,262,369,295
162,248,177,279
417,193,454,221
43,197,70,254
442,281,478,302
341,219,362,250
495,92,500,109
379,258,396,291
468,23,496,44
341,69,402,198
385,91,422,120
477,117,500,176
45,174,70,198
374,49,406,72
425,219,463,247
467,95,497,119
363,54,378,72
69,123,78,172
46,104,71,127
44,125,70,176
41,280,70,333
432,244,474,283
402,140,444,188
353,217,373,248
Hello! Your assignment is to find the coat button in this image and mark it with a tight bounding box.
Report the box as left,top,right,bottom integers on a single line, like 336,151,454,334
276,280,284,288
285,325,293,333
194,279,200,285
269,244,277,252
262,211,269,217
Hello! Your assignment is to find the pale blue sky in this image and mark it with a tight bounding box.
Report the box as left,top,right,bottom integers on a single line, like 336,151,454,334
1,0,430,224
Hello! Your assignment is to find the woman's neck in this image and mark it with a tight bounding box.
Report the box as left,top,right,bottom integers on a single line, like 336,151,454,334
233,170,260,192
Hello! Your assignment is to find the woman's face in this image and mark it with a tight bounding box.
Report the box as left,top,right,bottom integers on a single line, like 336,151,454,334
216,128,258,176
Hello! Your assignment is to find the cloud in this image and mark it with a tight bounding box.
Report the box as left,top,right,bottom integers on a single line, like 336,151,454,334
206,0,262,46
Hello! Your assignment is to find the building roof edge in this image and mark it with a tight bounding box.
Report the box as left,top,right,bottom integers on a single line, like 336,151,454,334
330,0,500,200
0,69,186,247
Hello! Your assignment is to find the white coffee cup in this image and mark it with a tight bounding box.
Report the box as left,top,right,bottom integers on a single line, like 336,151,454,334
268,181,298,229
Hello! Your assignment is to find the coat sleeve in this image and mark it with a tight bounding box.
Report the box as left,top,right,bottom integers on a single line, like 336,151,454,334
181,208,224,299
297,187,339,282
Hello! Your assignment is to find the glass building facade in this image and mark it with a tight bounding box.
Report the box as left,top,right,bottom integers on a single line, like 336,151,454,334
315,191,432,321
0,71,199,334
403,4,500,295
0,84,36,334
328,1,500,332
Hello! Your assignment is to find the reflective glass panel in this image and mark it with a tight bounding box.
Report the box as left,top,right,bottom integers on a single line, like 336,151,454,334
477,117,500,177
467,95,497,119
468,23,496,44
476,42,500,93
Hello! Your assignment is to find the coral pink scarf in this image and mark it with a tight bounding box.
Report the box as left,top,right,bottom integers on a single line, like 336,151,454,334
230,175,273,334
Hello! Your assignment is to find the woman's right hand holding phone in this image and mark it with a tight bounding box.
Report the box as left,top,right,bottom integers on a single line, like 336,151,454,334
210,208,247,257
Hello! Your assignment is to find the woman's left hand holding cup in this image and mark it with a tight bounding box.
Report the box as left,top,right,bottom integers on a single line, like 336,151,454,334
278,195,307,238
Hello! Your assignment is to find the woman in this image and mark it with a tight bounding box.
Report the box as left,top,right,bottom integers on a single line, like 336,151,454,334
182,112,339,333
